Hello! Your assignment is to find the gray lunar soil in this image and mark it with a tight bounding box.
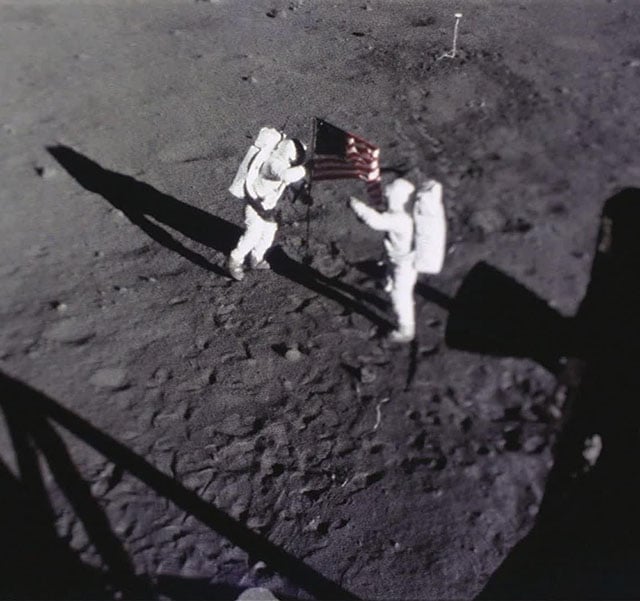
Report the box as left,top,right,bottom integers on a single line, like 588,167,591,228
1,0,640,599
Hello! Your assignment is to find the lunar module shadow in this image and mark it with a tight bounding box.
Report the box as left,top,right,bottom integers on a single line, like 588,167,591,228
446,188,640,599
0,372,358,600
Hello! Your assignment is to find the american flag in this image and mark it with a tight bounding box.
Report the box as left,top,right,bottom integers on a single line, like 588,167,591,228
311,118,382,205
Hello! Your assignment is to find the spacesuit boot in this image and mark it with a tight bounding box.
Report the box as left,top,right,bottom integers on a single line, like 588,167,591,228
389,325,415,343
227,256,245,281
249,255,271,270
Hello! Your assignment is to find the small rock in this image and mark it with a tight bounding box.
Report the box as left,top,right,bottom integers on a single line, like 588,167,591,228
236,588,279,601
217,440,255,471
195,336,210,350
217,303,235,315
177,368,216,391
303,516,330,534
347,470,385,492
49,300,68,313
90,367,129,390
503,216,533,234
217,477,252,519
69,519,89,551
43,318,95,345
523,434,546,454
157,557,182,575
246,516,270,530
359,365,377,384
211,413,257,437
266,8,284,18
582,434,602,467
348,312,370,331
24,245,48,258
148,367,170,386
499,370,515,391
470,207,506,235
34,165,58,179
284,346,302,362
168,296,188,306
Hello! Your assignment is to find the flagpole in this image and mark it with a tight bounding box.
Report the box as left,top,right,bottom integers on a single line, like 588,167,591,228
303,117,317,264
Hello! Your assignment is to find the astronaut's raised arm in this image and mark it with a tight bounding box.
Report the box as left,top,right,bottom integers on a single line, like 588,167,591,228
349,197,391,232
282,164,307,185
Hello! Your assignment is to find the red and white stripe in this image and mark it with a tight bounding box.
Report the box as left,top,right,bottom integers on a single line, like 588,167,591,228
313,136,382,204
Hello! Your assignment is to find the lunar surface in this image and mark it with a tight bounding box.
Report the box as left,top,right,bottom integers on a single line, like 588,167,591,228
1,1,640,599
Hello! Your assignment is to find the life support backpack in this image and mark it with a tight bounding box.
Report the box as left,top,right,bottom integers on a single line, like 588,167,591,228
413,180,446,274
228,127,284,200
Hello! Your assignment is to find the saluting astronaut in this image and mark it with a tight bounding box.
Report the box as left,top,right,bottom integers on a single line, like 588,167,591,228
227,127,307,281
349,177,446,343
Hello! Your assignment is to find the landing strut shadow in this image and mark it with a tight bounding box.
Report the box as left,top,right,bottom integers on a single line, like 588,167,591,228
446,188,640,599
0,371,359,601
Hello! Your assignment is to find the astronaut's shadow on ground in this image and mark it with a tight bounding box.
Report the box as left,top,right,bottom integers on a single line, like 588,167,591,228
0,371,356,601
48,145,392,331
446,188,640,599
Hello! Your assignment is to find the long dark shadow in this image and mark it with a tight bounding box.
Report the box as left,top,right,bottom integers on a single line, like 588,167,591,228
49,144,389,330
48,144,239,276
268,246,392,331
31,415,150,598
0,372,359,601
445,261,572,376
449,188,640,599
0,455,113,600
2,401,150,599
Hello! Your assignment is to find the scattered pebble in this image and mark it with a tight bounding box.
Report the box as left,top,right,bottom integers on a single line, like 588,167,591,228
236,588,279,601
90,367,129,390
246,516,270,530
347,470,385,492
211,413,257,437
217,303,235,315
49,300,68,313
148,367,170,386
470,207,506,235
582,434,602,467
523,434,546,454
284,346,303,362
359,365,377,384
34,165,58,179
43,318,95,345
24,245,49,258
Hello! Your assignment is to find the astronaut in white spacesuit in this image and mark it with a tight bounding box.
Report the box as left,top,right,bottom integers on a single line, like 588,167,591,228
350,177,446,343
227,127,307,281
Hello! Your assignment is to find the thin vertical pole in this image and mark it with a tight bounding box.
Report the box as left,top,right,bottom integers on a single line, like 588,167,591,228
304,117,317,263
451,13,462,57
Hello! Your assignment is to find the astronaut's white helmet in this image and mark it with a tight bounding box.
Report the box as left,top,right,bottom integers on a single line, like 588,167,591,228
385,178,416,213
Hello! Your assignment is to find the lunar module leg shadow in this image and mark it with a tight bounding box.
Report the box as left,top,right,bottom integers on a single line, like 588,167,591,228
456,188,640,599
